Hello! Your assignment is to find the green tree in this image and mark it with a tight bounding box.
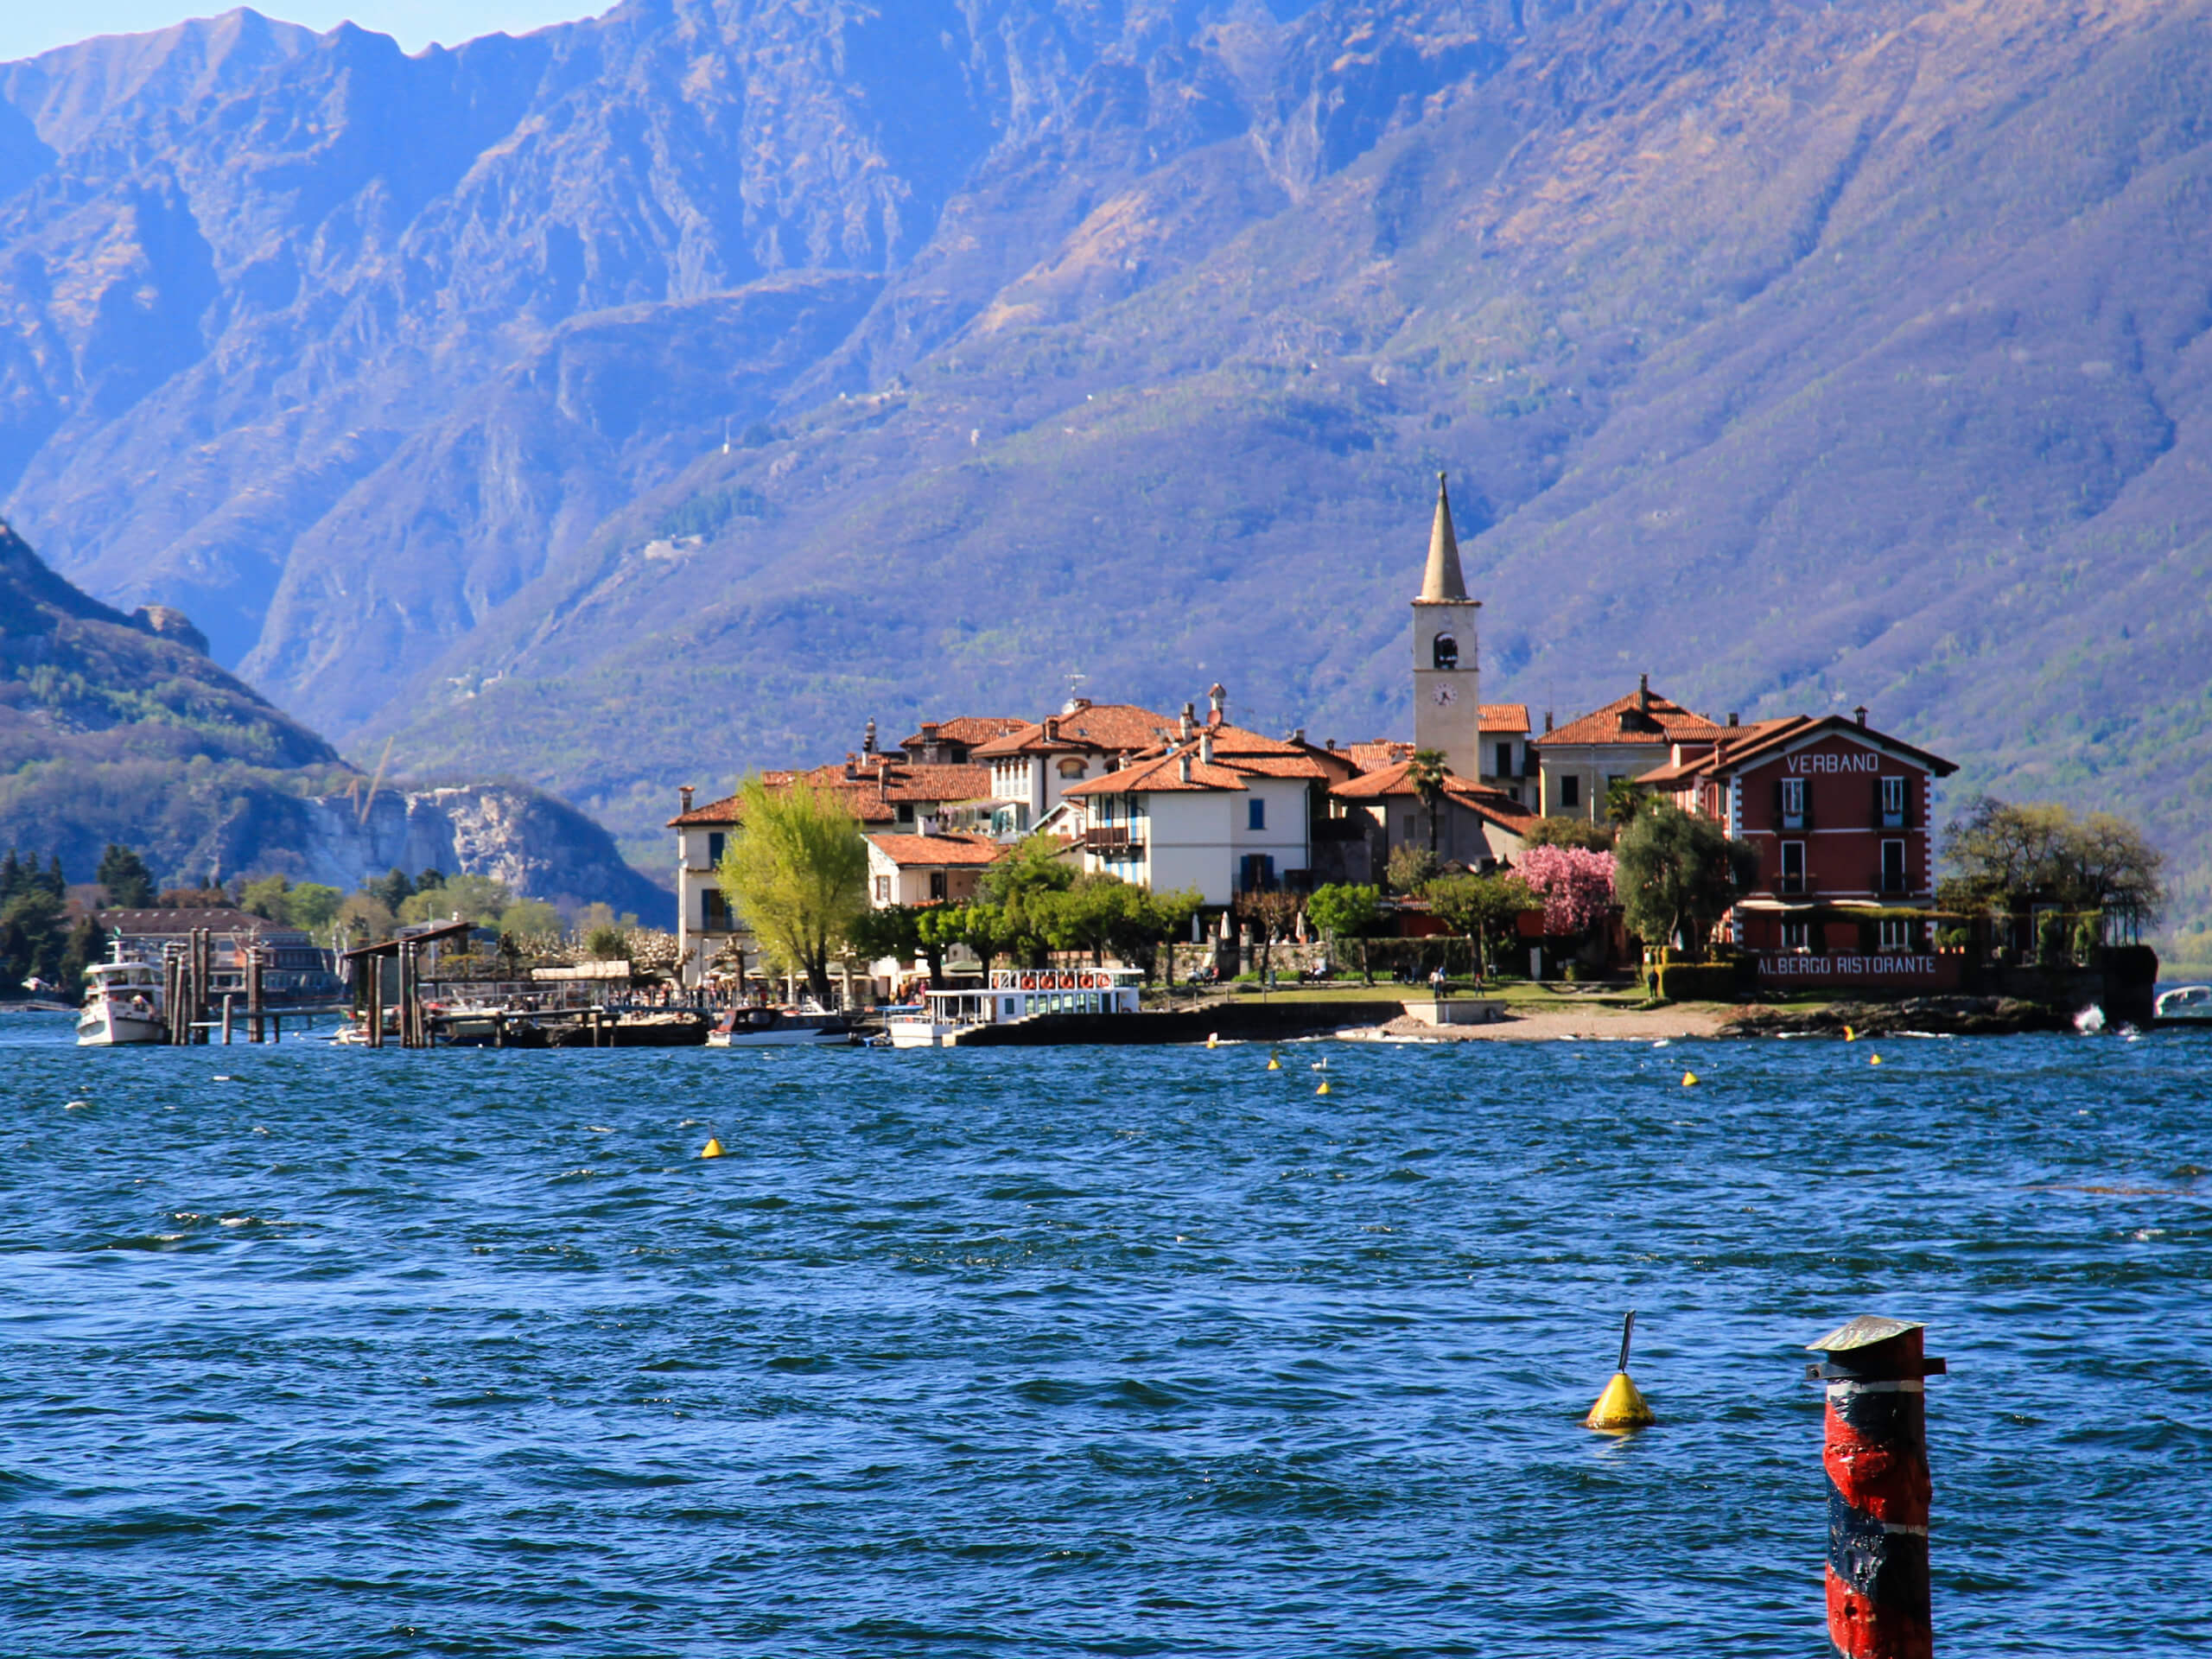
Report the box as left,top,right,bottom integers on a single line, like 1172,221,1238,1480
366,868,415,913
239,873,292,924
1942,796,2166,933
1307,881,1382,983
398,873,512,927
1408,748,1450,854
1605,779,1649,829
496,899,563,938
1385,843,1440,894
96,844,156,908
1424,873,1535,976
939,902,1014,978
1613,802,1760,961
849,904,929,981
716,773,870,1002
1522,816,1615,852
1119,887,1201,983
60,912,107,987
288,883,345,938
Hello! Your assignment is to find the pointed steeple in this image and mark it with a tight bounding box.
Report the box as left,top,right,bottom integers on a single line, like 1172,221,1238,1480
1419,471,1468,601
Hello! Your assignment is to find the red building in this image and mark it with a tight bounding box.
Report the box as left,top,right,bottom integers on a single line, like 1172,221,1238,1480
1641,709,1959,990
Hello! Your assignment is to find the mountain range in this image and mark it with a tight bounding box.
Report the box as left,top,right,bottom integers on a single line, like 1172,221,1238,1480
1,0,2207,947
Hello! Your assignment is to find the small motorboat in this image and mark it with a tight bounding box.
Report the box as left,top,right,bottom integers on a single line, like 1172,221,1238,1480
76,947,165,1046
705,1005,855,1047
2153,984,2212,1023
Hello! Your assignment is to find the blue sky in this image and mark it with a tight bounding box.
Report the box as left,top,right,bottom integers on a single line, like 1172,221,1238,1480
1,3,607,63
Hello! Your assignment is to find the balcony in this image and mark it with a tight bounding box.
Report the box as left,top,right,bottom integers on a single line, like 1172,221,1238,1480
1875,869,1912,897
1777,872,1815,896
1083,827,1145,856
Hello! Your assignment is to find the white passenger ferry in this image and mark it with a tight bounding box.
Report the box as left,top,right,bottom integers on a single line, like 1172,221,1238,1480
76,946,165,1046
887,967,1143,1048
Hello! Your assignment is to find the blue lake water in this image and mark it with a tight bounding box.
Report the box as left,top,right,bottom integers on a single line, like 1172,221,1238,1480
1,1013,2207,1656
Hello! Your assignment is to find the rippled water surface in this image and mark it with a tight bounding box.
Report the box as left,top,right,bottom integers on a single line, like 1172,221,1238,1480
2,1014,2208,1656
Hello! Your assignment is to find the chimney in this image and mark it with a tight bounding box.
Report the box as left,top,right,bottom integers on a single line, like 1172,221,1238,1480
1326,738,1338,752
1178,753,1192,785
1290,727,1305,746
1043,715,1059,741
863,718,878,754
1727,711,1739,727
1637,673,1651,714
1545,710,1554,734
679,784,696,814
1208,682,1227,723
1199,731,1215,766
1855,705,1869,728
1180,702,1196,741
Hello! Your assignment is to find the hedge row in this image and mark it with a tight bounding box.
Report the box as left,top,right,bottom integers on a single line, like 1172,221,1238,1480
1654,962,1743,1002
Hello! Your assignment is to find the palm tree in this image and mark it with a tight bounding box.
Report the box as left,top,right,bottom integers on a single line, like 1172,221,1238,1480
1408,748,1451,855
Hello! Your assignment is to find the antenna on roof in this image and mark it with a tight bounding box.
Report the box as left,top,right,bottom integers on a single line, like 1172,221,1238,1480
1063,668,1087,712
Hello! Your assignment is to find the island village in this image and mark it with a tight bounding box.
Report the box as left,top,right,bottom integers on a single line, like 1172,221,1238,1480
656,474,2115,1043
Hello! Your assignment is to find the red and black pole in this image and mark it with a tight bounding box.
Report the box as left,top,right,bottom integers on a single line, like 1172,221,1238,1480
1806,1316,1947,1659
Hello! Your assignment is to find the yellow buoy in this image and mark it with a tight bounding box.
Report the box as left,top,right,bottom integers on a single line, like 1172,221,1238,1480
1205,1033,1219,1050
1266,1052,1281,1071
1316,1080,1332,1096
1586,1310,1656,1432
1681,1071,1699,1086
1844,1025,1856,1041
700,1136,725,1159
1870,1053,1882,1066
1586,1370,1656,1432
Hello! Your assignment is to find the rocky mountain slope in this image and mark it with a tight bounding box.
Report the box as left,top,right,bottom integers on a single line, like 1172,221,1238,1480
0,521,666,915
3,0,2209,938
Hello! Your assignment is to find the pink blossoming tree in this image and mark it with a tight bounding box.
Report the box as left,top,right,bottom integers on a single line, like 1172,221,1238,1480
1516,845,1617,937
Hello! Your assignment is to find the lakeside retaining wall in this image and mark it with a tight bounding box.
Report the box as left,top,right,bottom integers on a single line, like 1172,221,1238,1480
950,1000,1381,1046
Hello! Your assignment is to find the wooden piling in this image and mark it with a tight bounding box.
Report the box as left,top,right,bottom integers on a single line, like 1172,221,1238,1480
221,993,235,1045
1807,1317,1946,1659
247,946,264,1043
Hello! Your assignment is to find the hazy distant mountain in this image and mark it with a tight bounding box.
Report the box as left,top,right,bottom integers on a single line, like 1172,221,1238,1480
2,0,2208,937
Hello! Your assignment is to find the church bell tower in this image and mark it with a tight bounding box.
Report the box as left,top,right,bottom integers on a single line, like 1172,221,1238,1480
1411,472,1481,779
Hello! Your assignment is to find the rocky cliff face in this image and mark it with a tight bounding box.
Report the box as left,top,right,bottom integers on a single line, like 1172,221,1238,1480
4,0,2211,937
0,521,667,918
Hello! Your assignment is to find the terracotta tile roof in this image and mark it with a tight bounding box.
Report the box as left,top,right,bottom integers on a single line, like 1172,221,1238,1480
1117,721,1336,781
866,832,1007,867
1648,714,1957,780
878,764,993,802
972,702,1175,758
1063,752,1251,795
1343,739,1414,773
1330,760,1537,828
1479,703,1531,734
667,770,899,827
1536,687,1723,748
1636,719,1802,785
899,715,1026,750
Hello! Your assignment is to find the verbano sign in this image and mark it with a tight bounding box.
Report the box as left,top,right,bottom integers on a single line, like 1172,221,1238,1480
1753,952,1960,988
1784,751,1883,774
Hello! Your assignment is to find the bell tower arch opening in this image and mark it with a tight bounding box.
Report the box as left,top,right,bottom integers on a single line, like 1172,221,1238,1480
1411,472,1481,779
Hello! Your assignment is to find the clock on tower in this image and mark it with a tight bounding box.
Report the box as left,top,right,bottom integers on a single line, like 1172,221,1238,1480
1411,473,1480,779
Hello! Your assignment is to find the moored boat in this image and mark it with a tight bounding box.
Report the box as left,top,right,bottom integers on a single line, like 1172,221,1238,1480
705,1005,855,1046
2153,984,2212,1023
887,967,1143,1048
75,947,165,1046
